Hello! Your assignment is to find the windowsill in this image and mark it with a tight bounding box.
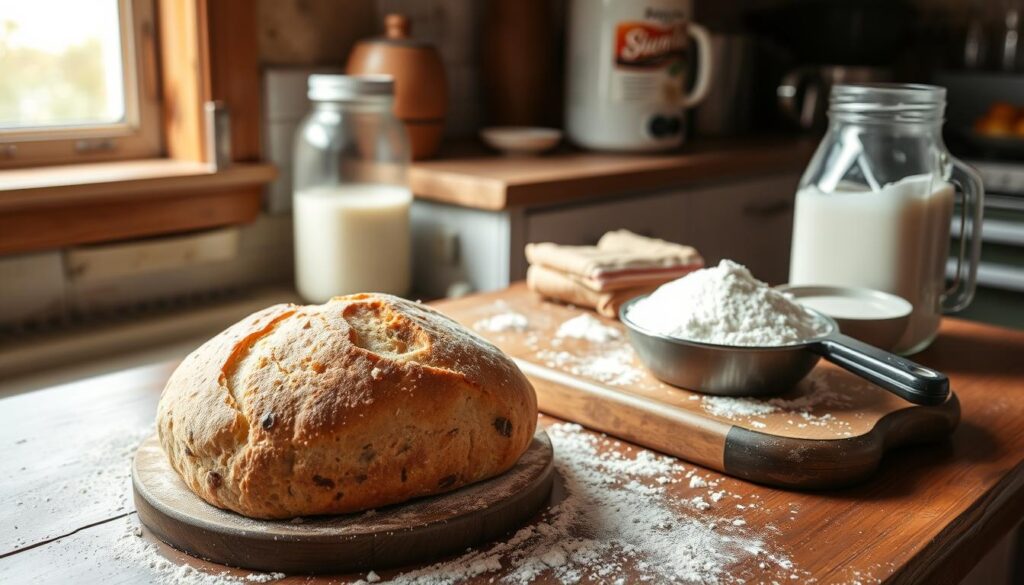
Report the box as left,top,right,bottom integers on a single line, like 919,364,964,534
0,159,277,255
0,158,277,211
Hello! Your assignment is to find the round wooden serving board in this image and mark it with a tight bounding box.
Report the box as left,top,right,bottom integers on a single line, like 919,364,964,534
132,430,554,574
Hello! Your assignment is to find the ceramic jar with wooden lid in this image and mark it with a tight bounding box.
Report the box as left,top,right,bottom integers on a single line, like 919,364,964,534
347,14,448,160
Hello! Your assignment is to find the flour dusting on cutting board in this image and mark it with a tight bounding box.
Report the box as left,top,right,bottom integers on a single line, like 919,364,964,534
471,300,533,334
698,376,856,433
537,347,642,386
529,313,643,387
473,311,530,333
554,313,622,343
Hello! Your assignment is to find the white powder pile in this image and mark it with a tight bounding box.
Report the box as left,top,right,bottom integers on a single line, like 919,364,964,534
626,260,828,346
554,314,621,343
362,423,797,584
473,311,530,333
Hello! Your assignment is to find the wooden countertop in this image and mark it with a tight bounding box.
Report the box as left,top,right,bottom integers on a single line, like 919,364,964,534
2,289,1024,583
410,138,818,211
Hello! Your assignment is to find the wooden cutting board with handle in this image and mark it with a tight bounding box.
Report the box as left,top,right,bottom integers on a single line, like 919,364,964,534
434,285,960,489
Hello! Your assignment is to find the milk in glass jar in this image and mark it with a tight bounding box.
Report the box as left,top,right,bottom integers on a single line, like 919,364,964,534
292,75,412,302
789,84,984,354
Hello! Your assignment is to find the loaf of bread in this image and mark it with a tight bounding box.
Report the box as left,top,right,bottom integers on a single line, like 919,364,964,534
156,293,537,519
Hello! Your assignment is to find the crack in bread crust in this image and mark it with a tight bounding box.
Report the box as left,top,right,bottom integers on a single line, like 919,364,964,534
221,309,297,424
157,294,537,519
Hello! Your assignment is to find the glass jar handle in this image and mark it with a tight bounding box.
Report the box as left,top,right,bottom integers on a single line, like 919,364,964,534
943,159,984,313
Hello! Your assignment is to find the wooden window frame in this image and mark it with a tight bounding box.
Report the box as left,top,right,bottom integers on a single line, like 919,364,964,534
0,0,274,256
0,0,163,169
157,0,262,165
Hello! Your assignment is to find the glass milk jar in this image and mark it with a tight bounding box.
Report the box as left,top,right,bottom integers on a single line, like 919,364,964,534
293,75,412,303
789,84,983,354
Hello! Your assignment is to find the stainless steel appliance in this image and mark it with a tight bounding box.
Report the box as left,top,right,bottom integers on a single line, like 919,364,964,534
935,70,1024,330
776,66,891,130
951,160,1024,329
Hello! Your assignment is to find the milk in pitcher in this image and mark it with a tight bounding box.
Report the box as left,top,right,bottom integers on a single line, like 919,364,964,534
789,175,954,353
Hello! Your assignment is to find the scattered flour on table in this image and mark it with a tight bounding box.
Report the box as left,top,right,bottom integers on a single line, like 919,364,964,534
7,424,156,554
70,421,800,584
626,259,829,346
58,427,352,585
48,424,287,585
112,516,285,585
356,423,797,584
554,314,621,343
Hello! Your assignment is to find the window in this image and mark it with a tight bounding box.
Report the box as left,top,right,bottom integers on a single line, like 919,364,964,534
0,0,160,168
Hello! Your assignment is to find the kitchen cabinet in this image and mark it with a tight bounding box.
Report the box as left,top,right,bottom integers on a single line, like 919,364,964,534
412,172,799,297
685,175,797,283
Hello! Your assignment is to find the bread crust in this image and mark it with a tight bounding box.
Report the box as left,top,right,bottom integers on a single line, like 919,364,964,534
156,293,537,519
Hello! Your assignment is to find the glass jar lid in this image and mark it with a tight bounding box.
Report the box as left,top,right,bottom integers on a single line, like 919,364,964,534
307,74,395,102
829,83,946,123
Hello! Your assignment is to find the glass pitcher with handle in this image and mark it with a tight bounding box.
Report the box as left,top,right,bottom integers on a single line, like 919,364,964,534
789,83,984,355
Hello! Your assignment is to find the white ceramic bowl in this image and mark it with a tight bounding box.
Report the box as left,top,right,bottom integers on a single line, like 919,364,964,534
479,127,562,156
776,285,913,352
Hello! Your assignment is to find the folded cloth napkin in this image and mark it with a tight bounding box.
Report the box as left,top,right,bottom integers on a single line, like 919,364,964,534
527,265,658,318
525,230,703,292
525,230,703,317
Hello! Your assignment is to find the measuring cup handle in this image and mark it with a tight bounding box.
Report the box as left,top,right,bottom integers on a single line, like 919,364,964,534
810,334,949,406
944,159,985,313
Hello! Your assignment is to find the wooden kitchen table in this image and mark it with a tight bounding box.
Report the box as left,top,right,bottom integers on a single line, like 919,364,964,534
2,293,1024,584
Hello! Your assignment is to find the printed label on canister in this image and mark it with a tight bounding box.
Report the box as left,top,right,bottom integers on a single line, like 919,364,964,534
611,18,688,104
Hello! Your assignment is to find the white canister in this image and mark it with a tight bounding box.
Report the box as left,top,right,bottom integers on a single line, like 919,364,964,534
565,0,713,152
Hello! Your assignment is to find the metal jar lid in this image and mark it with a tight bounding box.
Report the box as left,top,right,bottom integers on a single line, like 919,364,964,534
307,74,395,102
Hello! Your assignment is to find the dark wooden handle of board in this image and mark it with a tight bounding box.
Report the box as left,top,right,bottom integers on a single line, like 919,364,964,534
723,393,961,489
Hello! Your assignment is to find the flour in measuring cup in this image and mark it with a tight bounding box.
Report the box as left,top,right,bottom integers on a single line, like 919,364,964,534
626,260,828,346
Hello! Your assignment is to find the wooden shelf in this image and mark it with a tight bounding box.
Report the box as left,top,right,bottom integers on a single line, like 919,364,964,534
0,160,277,211
410,137,819,211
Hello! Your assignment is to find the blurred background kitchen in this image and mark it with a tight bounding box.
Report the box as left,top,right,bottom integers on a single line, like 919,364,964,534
2,0,1024,397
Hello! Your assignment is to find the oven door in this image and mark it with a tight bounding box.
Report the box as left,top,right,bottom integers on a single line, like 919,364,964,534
950,192,1024,330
